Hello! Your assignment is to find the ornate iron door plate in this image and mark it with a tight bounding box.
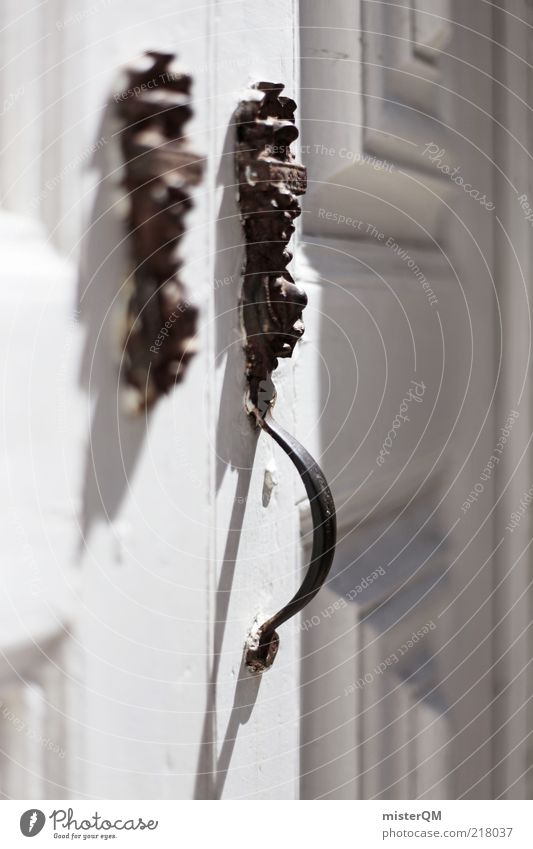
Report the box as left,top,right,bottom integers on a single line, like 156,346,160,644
117,51,204,412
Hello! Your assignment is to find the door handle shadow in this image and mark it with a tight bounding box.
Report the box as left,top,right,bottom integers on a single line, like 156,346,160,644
214,657,262,799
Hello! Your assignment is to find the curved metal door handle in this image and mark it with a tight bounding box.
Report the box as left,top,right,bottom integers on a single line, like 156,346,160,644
245,409,337,673
235,82,337,672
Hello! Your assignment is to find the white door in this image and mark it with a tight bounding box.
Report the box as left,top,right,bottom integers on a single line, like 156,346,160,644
0,0,303,800
0,0,529,802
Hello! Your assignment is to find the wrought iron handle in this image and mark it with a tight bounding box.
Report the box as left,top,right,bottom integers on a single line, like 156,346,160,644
235,82,336,672
235,82,337,672
245,408,337,673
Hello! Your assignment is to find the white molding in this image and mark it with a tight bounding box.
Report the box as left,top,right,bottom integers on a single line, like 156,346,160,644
299,446,446,537
297,232,453,289
300,0,456,243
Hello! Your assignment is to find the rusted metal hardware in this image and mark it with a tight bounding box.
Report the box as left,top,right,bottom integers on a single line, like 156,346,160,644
234,81,308,410
245,409,337,673
117,51,204,412
235,83,337,673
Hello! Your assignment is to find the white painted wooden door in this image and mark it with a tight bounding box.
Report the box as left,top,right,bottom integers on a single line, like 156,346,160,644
0,0,302,800
0,0,529,803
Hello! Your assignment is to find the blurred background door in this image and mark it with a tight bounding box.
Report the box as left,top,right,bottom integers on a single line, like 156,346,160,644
297,0,531,800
